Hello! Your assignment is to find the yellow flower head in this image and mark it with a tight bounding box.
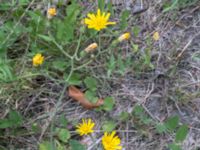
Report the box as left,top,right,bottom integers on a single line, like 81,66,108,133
84,9,116,31
102,131,122,150
84,43,98,53
153,31,160,41
76,119,95,136
32,53,44,67
47,7,57,18
118,32,131,42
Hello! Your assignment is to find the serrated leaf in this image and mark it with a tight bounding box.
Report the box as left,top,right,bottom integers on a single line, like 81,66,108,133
57,128,70,143
102,121,116,132
65,2,80,24
175,124,189,142
84,77,97,91
165,116,179,131
69,140,86,150
102,97,115,111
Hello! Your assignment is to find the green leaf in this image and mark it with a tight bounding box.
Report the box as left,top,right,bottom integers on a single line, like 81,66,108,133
165,116,179,131
133,105,144,115
57,128,71,143
38,34,53,42
175,125,189,142
0,119,13,129
55,19,74,43
8,110,23,126
55,2,80,43
107,0,114,16
168,143,181,150
52,60,68,72
142,115,153,125
117,56,126,75
131,43,139,53
18,0,29,5
98,0,105,11
107,55,116,77
0,2,13,10
120,10,130,30
0,60,15,83
69,140,86,150
102,97,115,111
39,141,52,150
32,123,40,133
0,65,14,82
66,2,80,23
163,0,178,12
0,110,23,128
59,114,68,127
119,111,129,121
84,90,98,104
132,26,141,37
55,140,65,150
84,77,97,91
102,121,116,132
156,123,167,133
67,73,82,85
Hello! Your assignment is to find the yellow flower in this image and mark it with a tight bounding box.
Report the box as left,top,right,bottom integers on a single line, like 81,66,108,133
76,119,95,136
84,43,98,53
84,9,116,31
102,131,122,150
118,32,131,42
47,7,57,18
32,53,44,67
153,31,160,41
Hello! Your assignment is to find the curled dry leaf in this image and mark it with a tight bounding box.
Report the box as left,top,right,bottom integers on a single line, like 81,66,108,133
68,86,104,109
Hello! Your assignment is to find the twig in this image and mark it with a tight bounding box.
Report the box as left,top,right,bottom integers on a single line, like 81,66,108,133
176,32,200,60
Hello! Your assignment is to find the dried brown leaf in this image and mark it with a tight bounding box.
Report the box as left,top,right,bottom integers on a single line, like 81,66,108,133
68,86,104,109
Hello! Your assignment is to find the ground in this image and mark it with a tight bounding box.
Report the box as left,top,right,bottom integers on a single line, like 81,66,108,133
0,0,200,150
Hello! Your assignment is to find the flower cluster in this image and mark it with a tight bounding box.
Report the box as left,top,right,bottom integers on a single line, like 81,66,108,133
32,8,130,67
76,118,122,150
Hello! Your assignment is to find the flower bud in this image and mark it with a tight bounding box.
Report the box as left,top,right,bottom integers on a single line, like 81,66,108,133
47,7,57,19
118,32,131,42
84,43,98,53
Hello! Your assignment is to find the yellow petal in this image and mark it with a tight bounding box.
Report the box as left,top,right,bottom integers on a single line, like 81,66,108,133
153,31,160,41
